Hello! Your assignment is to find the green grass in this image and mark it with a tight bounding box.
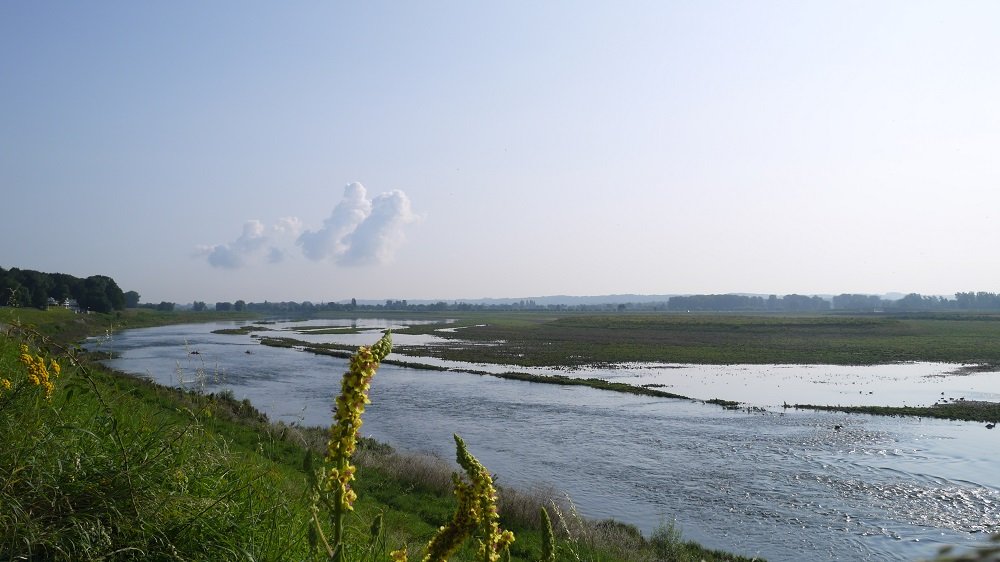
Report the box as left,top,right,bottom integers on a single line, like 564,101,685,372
791,401,1000,423
0,327,312,560
388,311,1000,366
0,307,260,347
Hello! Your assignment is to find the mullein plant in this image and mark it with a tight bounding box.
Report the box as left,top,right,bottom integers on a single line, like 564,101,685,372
539,506,556,562
310,331,393,561
417,435,515,562
310,332,515,562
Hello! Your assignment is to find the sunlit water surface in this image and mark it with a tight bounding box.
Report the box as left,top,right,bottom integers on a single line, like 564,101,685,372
91,320,1000,561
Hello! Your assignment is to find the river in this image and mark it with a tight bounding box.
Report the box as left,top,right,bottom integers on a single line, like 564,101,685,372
90,319,1000,561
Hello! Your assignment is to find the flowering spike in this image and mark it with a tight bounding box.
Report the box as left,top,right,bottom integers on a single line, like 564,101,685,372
540,506,555,562
424,436,514,562
315,332,392,562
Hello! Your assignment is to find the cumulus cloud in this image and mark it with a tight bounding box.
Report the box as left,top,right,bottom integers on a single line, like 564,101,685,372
339,190,417,265
196,220,270,269
297,182,371,261
196,182,417,269
273,216,303,235
298,182,417,266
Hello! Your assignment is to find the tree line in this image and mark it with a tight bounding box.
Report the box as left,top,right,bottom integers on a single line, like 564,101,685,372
667,294,830,312
5,265,1000,315
669,292,1000,312
155,292,1000,314
205,293,1000,314
0,267,131,313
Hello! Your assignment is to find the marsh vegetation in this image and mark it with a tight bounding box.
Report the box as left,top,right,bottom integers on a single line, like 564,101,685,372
387,312,1000,366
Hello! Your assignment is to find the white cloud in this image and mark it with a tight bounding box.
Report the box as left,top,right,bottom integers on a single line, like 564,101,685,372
195,220,268,269
339,190,417,266
197,219,299,269
197,182,417,270
298,182,417,266
273,216,304,235
297,182,371,261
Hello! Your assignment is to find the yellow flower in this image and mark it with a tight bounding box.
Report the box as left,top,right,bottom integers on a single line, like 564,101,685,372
16,345,56,399
324,332,392,511
424,436,515,562
390,548,408,562
0,378,10,391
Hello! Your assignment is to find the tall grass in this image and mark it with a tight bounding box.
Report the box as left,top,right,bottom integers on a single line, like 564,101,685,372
0,322,311,560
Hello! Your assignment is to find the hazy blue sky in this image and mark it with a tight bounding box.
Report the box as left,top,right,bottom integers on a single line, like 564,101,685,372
3,2,999,303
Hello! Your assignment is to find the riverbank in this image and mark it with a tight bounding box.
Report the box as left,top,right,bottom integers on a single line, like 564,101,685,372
1,308,758,561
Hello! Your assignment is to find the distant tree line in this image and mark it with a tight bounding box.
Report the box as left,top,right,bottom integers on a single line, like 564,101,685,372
179,292,1000,314
832,292,1000,312
10,264,995,317
667,294,830,312
0,267,129,313
667,292,1000,312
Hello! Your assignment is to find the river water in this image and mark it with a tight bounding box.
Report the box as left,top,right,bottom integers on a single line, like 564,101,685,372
90,319,1000,561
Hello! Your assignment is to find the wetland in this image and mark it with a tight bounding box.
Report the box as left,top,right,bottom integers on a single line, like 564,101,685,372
89,312,1000,562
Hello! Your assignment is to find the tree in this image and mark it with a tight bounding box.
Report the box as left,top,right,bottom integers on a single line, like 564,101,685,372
19,270,53,309
234,300,246,312
895,293,929,311
50,273,79,305
216,302,232,312
105,278,126,311
124,291,141,308
78,276,114,313
156,301,175,312
192,301,207,312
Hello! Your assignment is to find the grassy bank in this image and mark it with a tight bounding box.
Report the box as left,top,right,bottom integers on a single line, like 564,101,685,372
0,307,259,347
0,309,757,561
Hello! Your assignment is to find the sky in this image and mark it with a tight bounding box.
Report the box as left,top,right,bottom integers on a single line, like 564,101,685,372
3,2,999,304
